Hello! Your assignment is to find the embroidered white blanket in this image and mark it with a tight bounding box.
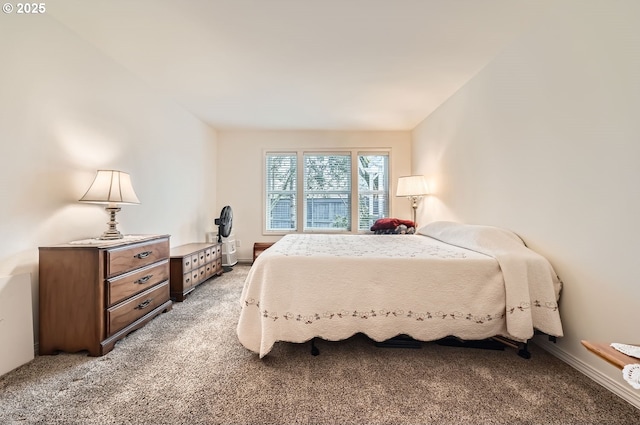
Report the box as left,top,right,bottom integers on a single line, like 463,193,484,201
237,222,563,358
420,221,563,339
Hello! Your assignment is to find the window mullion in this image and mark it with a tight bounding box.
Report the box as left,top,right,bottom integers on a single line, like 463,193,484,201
351,150,358,233
296,150,304,233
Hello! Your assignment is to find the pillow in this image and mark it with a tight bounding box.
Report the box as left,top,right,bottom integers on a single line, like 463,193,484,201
371,218,417,235
417,221,525,249
370,218,399,231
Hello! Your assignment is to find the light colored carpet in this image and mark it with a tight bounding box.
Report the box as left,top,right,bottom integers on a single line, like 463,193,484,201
1,264,638,424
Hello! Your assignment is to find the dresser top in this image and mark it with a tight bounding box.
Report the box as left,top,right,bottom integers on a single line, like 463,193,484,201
40,234,170,249
170,242,218,257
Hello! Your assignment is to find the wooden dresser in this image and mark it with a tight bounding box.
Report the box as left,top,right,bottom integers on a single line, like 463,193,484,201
39,235,172,356
169,242,222,301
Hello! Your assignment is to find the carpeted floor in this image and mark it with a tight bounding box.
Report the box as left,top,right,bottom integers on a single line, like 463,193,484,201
1,264,638,425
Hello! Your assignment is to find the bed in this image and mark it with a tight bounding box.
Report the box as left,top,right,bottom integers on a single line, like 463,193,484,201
236,221,563,358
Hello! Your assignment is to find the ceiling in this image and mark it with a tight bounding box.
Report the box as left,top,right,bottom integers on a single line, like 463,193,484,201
49,0,553,131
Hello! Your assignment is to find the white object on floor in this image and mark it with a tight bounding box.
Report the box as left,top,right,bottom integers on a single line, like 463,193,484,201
0,273,34,376
611,343,640,359
221,233,238,267
622,364,640,389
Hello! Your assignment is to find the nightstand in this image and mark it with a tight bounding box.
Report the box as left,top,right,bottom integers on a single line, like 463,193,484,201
253,242,274,263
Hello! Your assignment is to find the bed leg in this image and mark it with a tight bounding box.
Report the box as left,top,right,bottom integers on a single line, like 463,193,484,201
517,342,531,359
311,338,320,356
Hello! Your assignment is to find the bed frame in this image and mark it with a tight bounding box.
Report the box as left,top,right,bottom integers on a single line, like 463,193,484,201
309,333,558,359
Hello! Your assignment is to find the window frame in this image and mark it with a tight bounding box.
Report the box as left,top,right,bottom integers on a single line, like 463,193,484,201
263,148,391,235
264,152,298,232
357,152,390,232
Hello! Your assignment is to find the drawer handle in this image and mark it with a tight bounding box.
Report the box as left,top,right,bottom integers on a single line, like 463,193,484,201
135,275,153,284
134,251,152,259
135,298,153,310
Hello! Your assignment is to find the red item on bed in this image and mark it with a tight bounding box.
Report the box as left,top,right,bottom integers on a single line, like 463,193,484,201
370,218,415,231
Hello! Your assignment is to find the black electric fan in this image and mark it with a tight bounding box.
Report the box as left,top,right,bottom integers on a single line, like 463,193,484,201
215,205,233,242
214,205,234,271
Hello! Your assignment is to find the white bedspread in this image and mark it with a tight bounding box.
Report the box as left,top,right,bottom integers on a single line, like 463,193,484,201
237,222,563,358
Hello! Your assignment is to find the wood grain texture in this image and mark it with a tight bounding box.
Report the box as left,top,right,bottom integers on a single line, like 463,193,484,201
581,340,638,369
169,242,223,301
38,235,171,356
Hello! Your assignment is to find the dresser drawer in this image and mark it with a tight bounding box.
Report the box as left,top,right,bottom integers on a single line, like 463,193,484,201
182,256,193,272
197,250,206,264
106,238,170,277
182,272,193,290
191,268,200,286
107,260,169,306
205,261,215,278
191,253,200,269
107,281,170,337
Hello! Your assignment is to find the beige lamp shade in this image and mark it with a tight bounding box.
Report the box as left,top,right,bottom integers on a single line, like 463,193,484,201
396,175,429,197
79,170,140,206
396,175,429,227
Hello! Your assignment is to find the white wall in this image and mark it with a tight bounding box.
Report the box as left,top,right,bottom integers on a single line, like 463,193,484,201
0,14,218,358
216,130,412,261
412,0,640,405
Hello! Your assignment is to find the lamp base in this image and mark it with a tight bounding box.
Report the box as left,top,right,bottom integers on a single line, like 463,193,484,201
412,204,418,228
99,230,123,240
409,195,422,228
99,207,124,240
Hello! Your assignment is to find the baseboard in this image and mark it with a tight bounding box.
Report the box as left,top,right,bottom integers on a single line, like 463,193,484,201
536,339,640,410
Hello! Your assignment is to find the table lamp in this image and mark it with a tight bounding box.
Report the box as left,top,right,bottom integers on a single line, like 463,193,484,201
396,175,429,226
79,170,140,239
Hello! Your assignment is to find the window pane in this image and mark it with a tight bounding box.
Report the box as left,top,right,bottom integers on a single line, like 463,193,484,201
304,154,351,231
358,154,389,231
266,154,297,231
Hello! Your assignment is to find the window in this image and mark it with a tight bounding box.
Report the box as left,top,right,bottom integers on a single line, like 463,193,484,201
265,154,297,230
304,153,351,231
265,150,389,233
357,154,389,231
